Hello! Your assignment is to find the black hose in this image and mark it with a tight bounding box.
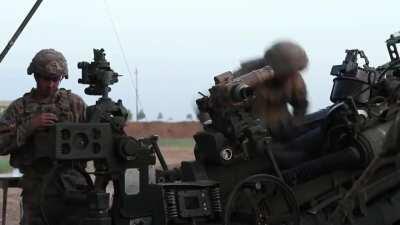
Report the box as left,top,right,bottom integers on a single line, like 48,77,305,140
282,147,362,186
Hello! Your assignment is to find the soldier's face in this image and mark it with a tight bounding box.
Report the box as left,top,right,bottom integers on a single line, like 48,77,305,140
35,75,62,97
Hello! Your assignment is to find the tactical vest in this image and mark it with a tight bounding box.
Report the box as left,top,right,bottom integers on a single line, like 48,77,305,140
22,89,76,123
10,89,76,171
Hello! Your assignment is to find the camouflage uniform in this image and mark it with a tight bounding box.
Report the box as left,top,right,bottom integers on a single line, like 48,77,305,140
251,71,308,140
0,49,89,225
235,41,309,141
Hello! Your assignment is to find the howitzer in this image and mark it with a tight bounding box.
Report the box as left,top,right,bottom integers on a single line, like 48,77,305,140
26,32,400,225
195,67,276,166
210,66,275,103
186,33,400,225
30,49,223,225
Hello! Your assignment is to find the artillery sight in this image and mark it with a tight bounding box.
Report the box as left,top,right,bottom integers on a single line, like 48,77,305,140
78,48,121,97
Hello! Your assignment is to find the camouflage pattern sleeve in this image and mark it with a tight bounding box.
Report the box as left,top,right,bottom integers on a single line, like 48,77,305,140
0,99,34,155
70,92,87,122
0,120,17,155
290,74,309,117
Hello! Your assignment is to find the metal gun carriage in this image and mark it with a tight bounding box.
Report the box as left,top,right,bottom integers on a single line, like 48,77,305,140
26,33,400,225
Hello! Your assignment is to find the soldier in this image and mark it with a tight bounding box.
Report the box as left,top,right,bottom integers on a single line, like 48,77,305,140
0,49,89,225
234,41,309,141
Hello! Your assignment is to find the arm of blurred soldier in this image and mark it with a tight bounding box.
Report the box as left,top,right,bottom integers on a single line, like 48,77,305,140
289,74,308,121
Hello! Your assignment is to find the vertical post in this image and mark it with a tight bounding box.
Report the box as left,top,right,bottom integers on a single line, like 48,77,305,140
2,181,9,225
135,68,139,121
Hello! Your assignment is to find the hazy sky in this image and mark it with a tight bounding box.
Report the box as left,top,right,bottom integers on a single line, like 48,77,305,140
0,0,399,121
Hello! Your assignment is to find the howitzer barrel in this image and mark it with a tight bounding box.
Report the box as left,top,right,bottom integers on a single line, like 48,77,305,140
211,66,275,103
355,120,393,161
228,66,274,87
229,84,253,102
213,66,274,87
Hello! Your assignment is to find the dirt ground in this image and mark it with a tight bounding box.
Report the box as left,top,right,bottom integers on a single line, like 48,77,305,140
1,122,200,225
0,188,20,225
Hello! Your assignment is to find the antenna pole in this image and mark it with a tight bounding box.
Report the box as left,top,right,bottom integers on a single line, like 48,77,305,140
135,68,139,121
0,0,43,63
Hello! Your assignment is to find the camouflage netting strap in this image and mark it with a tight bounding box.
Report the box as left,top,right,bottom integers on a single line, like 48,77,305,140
27,48,68,78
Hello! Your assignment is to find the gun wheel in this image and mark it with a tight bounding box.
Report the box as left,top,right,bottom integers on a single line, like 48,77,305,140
224,174,299,225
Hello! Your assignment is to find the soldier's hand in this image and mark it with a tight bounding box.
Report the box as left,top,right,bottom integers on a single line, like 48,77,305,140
292,116,305,128
30,113,58,129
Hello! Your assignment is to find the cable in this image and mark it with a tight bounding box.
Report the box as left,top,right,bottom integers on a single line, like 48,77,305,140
102,0,144,117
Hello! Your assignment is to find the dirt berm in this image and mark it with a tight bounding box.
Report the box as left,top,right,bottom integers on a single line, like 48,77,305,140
124,121,202,138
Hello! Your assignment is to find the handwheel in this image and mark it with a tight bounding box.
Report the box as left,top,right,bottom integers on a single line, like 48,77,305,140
224,174,300,225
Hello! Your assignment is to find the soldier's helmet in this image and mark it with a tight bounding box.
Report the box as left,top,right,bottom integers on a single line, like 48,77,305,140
27,49,68,79
264,41,308,76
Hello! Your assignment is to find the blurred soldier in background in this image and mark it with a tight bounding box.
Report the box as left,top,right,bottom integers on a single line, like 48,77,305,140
234,41,309,141
0,49,88,225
